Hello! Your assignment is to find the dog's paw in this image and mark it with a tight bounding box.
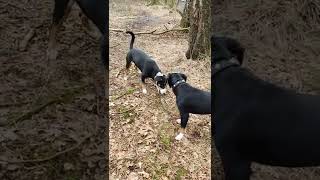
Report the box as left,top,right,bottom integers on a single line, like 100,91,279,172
142,89,147,94
175,133,184,141
159,88,167,94
176,119,181,124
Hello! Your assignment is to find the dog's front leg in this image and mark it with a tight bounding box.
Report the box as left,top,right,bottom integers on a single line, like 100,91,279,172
141,75,147,94
48,0,75,61
175,112,189,140
220,154,251,180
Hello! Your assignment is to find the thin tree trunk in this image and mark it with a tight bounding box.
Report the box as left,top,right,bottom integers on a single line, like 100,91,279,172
185,0,212,59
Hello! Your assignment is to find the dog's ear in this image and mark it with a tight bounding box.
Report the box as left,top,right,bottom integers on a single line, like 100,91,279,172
163,74,167,81
181,73,187,81
226,37,245,65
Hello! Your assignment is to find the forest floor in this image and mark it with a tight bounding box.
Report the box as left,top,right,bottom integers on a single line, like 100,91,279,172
0,0,106,179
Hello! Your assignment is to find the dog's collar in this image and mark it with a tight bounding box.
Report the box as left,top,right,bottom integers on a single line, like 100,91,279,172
154,72,164,79
172,79,186,89
212,57,240,77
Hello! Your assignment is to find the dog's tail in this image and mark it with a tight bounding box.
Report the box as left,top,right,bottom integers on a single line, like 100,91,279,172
126,31,135,49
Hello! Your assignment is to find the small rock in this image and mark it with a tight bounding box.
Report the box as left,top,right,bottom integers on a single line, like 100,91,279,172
127,172,139,180
63,162,75,171
7,164,19,171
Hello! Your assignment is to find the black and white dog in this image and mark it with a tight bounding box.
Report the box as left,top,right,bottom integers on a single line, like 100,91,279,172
167,73,211,140
212,36,320,180
125,31,167,94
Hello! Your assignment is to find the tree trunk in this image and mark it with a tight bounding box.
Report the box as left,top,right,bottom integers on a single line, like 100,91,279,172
179,0,191,28
185,0,212,60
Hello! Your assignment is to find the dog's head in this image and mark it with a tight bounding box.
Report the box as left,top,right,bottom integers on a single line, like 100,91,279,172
211,36,245,65
154,73,167,94
167,73,187,88
154,74,167,88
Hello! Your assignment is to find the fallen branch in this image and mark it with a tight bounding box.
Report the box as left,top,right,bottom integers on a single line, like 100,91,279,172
110,28,125,33
153,27,189,35
112,88,137,101
0,101,32,108
0,134,92,164
7,85,88,126
115,68,125,77
112,106,139,115
9,99,59,126
19,28,35,51
110,44,120,48
110,28,189,35
135,29,157,35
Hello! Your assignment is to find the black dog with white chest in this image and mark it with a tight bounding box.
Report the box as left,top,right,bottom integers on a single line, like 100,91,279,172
212,36,320,180
125,31,167,94
167,73,211,140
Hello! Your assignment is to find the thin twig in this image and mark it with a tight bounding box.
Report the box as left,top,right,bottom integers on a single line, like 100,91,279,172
110,28,125,33
112,105,139,115
153,27,189,35
19,28,35,51
115,68,125,77
110,44,120,48
7,85,88,126
0,134,92,163
0,101,32,108
110,28,189,35
135,29,157,35
112,88,137,101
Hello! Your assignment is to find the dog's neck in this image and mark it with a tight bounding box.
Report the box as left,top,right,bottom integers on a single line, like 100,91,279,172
212,57,240,79
171,79,186,95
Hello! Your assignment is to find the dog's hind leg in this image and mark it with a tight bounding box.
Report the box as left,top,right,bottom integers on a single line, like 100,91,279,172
141,75,147,94
48,0,74,61
175,112,189,140
124,55,132,80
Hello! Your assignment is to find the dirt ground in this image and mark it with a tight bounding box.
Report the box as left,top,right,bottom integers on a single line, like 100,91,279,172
213,0,320,179
0,0,106,179
109,0,211,179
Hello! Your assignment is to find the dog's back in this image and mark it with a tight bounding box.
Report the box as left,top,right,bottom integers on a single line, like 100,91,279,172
176,84,211,114
125,31,158,71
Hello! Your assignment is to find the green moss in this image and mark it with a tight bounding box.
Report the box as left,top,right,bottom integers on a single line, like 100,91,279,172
175,167,188,180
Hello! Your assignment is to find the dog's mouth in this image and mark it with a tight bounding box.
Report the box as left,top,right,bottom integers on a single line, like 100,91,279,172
156,84,167,94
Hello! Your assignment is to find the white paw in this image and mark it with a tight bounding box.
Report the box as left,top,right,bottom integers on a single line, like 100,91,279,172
124,76,128,80
176,119,181,124
142,89,147,94
175,133,184,141
159,88,167,94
